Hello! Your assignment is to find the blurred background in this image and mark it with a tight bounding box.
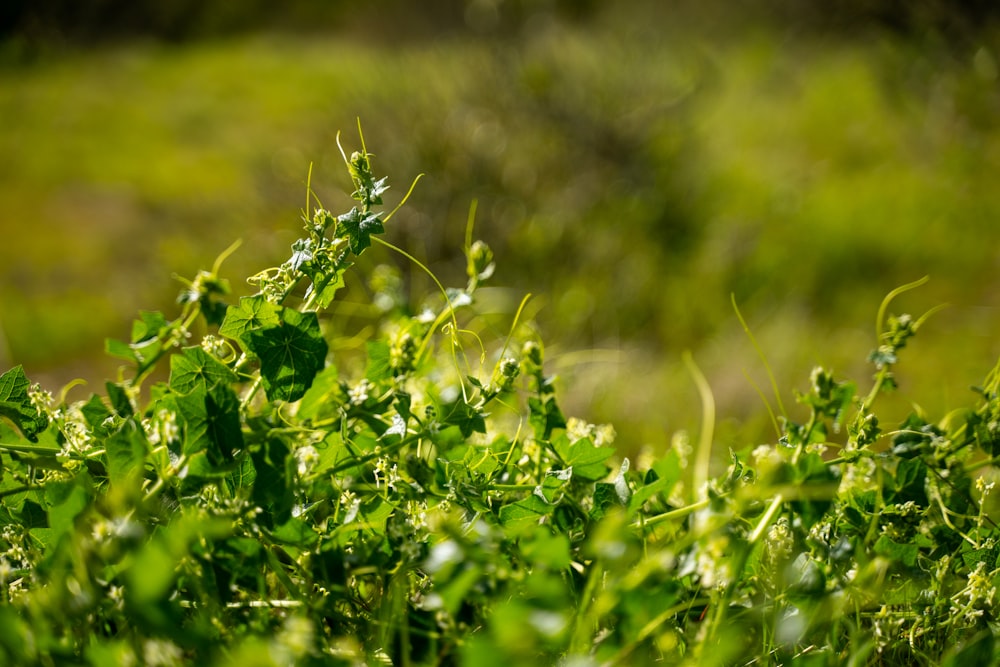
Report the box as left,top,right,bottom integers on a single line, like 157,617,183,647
1,0,999,457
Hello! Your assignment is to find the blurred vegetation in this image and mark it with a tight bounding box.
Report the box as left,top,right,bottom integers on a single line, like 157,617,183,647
1,0,999,460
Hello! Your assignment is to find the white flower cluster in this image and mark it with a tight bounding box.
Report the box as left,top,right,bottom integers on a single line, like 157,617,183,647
143,409,180,447
951,561,998,626
199,334,230,360
765,518,794,565
27,383,53,413
694,535,733,590
373,457,402,492
294,444,320,477
53,406,93,454
565,417,616,447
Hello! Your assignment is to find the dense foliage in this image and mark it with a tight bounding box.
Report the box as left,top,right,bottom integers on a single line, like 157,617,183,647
2,137,1000,666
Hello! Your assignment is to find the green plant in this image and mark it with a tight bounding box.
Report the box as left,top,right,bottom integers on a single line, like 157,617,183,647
2,130,1000,666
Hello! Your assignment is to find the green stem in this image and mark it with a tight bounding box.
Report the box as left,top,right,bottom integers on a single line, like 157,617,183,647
0,484,41,499
732,294,787,418
875,276,929,342
632,497,710,531
0,442,62,456
241,377,263,410
143,453,188,504
748,494,784,544
683,351,715,502
489,484,538,492
330,432,424,476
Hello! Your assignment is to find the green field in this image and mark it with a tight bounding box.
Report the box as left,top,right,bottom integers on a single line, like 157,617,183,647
2,4,999,456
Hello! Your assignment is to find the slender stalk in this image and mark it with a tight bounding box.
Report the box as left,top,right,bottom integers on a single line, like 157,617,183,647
684,351,715,502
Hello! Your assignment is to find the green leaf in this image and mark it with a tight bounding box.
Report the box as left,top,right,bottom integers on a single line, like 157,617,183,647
528,395,565,440
219,295,281,342
591,482,619,521
553,435,614,481
499,495,551,527
301,252,349,311
105,381,134,418
890,457,928,505
311,432,347,476
441,399,487,438
169,347,238,395
0,366,47,441
105,426,148,486
131,310,169,344
105,311,171,374
365,340,393,382
45,472,91,543
358,496,395,534
336,207,384,254
521,527,571,570
297,365,342,422
246,308,328,402
251,438,293,527
16,498,47,529
499,476,568,527
464,446,500,477
224,452,257,495
85,640,136,667
304,267,347,310
873,534,919,567
629,450,682,513
80,394,112,432
174,384,243,465
104,337,136,363
289,237,314,272
943,632,995,667
269,517,318,547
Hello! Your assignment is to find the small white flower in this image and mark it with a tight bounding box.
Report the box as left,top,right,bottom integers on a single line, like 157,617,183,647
200,334,228,359
295,445,320,477
143,639,184,667
752,444,781,468
672,431,692,469
340,490,360,524
278,615,314,659
385,413,407,437
387,464,401,491
349,380,372,405
695,535,732,589
28,384,53,413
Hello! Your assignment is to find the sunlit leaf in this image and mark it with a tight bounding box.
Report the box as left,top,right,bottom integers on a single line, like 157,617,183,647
0,366,47,441
219,295,281,342
246,308,328,402
174,385,242,464
169,347,238,395
336,207,384,254
553,435,613,481
105,427,148,486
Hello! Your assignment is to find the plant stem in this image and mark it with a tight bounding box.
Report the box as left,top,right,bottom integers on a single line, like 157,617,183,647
632,497,710,531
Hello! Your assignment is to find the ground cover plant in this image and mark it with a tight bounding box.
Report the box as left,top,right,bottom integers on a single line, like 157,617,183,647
2,133,1000,666
4,13,1000,453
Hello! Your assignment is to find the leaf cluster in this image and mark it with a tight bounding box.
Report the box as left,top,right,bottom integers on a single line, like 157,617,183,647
1,133,1000,666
